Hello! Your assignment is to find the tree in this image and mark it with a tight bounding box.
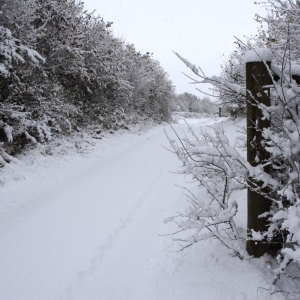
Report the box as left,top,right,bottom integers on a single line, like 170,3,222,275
172,92,216,114
0,0,175,163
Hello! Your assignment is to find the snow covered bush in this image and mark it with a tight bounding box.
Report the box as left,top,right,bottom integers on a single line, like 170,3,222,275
0,21,48,162
169,0,300,295
165,123,248,259
0,0,175,164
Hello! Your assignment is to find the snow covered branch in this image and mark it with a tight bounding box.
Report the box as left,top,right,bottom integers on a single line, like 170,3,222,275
165,123,249,259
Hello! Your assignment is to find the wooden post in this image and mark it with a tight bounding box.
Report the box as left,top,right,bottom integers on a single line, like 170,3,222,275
246,59,272,257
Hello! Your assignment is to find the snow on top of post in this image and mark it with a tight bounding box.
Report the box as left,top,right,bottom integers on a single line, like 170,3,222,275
244,48,273,63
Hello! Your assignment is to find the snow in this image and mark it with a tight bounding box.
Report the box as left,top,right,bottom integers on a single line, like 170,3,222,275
22,47,45,64
0,63,9,75
4,124,13,142
173,51,199,75
177,115,228,126
284,64,300,76
0,118,285,299
244,48,273,63
210,75,246,96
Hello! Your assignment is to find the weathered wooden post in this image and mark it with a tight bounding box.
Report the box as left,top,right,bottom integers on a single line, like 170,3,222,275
245,49,272,257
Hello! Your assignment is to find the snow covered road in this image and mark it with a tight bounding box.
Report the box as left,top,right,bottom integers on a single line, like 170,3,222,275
0,119,283,300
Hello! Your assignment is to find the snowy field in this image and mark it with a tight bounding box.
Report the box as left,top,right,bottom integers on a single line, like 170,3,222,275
0,117,285,299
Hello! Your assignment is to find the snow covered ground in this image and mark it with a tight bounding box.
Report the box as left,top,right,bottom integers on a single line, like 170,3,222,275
0,117,285,299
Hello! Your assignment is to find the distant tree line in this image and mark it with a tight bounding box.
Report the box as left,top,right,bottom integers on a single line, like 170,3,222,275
0,0,176,161
169,92,217,115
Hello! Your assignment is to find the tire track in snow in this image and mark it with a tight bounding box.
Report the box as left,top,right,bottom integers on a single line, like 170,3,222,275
64,162,169,299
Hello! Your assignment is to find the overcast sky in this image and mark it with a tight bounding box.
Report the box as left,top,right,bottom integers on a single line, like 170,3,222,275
83,0,267,97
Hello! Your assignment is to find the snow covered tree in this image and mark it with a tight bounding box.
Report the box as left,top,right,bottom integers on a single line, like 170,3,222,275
0,1,48,160
0,0,175,163
171,93,216,114
124,48,174,122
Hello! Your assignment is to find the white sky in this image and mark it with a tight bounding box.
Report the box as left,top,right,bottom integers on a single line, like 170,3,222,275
83,0,266,97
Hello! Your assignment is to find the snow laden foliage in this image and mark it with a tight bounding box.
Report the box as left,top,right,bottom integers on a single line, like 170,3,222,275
0,0,175,164
165,123,248,260
171,0,300,295
262,71,300,289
